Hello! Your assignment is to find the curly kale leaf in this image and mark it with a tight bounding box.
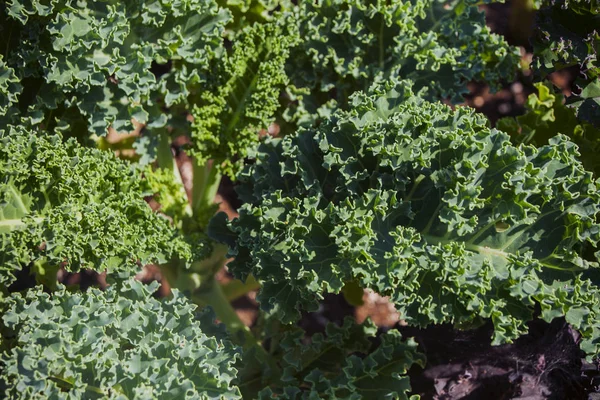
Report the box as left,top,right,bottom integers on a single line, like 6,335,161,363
212,79,600,355
143,166,192,227
189,19,299,178
0,126,195,290
532,0,600,126
235,316,424,399
218,0,292,39
0,56,22,115
498,82,600,176
0,0,229,136
280,0,520,127
0,279,241,399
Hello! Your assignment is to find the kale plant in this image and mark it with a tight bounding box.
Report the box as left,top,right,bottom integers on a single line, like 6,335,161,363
0,126,195,294
3,0,600,398
213,80,600,355
0,280,241,399
279,0,520,127
0,0,228,136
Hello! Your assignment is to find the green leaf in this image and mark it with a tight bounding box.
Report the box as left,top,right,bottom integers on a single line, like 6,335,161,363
218,0,292,39
0,55,22,115
279,0,520,128
190,19,299,178
238,317,425,399
0,126,195,292
0,279,241,399
215,79,600,356
568,77,600,126
532,0,600,126
497,81,600,176
0,0,229,137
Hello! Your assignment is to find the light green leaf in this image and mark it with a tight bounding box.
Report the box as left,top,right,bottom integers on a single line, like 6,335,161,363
0,126,196,292
0,279,241,399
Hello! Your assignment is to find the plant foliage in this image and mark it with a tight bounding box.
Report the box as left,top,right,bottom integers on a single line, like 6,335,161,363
241,317,425,399
3,0,600,397
280,0,520,127
0,0,229,136
498,82,600,176
190,20,299,178
0,279,241,399
213,80,600,354
532,0,600,125
0,126,195,292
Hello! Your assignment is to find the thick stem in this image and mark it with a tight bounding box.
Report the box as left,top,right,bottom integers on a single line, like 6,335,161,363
156,129,175,171
191,160,221,218
193,280,256,348
221,275,261,302
192,279,281,380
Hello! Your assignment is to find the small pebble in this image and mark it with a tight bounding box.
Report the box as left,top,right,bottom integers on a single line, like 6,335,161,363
499,103,511,114
511,82,524,94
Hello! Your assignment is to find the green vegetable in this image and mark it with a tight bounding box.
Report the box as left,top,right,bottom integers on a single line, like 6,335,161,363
532,0,600,126
213,79,600,355
0,0,229,136
280,0,520,127
250,317,425,400
0,279,241,399
0,126,195,292
498,82,600,176
190,20,299,178
3,0,598,397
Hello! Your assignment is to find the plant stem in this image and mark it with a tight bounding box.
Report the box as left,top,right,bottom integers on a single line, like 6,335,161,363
191,160,221,217
193,279,256,348
221,275,261,302
192,279,281,379
156,129,175,171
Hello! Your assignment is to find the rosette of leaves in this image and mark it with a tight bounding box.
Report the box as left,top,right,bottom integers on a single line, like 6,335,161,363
279,0,520,127
532,0,600,126
0,279,241,399
0,0,229,137
498,82,600,176
211,79,600,356
237,316,424,399
0,126,197,293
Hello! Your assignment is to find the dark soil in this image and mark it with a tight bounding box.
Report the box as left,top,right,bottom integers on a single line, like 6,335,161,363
293,293,599,400
400,318,593,400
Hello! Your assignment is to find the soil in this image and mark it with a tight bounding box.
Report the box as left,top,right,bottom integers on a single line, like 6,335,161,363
402,318,591,399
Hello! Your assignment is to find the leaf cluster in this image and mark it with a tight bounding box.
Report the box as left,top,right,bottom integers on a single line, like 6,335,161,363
190,20,300,177
279,0,520,127
243,317,425,400
8,0,600,398
498,82,600,176
0,279,241,399
0,0,229,137
0,126,197,294
214,79,600,354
